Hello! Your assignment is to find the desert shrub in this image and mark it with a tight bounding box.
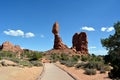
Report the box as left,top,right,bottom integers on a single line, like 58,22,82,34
71,55,80,62
75,62,86,69
100,68,106,74
21,51,43,60
30,61,42,67
84,68,96,75
96,62,104,70
84,61,105,70
60,60,76,67
21,51,31,58
90,55,103,62
84,61,97,69
65,61,76,67
9,58,21,63
0,51,15,58
59,54,79,67
50,53,60,62
81,55,89,62
104,65,111,71
29,52,43,61
60,60,66,65
60,53,69,61
19,60,32,67
0,56,2,60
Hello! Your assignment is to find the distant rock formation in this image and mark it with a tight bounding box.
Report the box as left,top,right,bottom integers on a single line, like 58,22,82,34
72,32,88,54
52,22,68,49
0,41,23,54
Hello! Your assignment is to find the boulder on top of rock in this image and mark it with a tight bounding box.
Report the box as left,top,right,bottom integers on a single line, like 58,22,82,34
52,22,68,49
52,22,59,35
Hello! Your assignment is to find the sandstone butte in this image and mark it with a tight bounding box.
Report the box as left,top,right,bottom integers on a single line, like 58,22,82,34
0,41,23,56
72,32,88,54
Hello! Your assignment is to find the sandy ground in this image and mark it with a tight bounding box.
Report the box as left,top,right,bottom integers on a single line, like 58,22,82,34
56,62,112,80
0,66,43,80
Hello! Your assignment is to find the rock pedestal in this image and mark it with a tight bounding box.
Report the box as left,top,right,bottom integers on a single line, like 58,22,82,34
52,22,68,49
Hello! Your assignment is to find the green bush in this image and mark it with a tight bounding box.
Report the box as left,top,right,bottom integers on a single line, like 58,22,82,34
9,58,21,63
30,52,42,60
75,62,86,69
81,55,89,62
85,68,96,75
71,55,80,62
30,61,42,67
60,60,67,65
50,53,60,62
59,54,79,67
0,56,2,60
84,61,97,69
84,61,104,70
0,51,15,58
60,60,76,67
21,51,43,60
19,60,32,67
65,61,76,67
60,53,69,61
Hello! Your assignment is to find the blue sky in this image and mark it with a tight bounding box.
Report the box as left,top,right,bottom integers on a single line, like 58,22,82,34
0,0,120,55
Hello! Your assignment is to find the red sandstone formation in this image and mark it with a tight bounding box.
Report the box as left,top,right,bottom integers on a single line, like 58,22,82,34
72,32,88,54
52,22,68,49
0,41,23,54
52,22,59,35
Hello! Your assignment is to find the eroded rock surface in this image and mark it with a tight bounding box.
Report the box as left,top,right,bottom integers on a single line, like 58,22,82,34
72,32,88,54
1,41,23,54
52,22,68,49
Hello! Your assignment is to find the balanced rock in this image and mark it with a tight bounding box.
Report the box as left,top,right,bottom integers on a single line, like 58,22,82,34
52,22,59,35
72,32,88,54
52,22,68,49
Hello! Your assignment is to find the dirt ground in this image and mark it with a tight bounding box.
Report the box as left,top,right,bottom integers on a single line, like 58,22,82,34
0,66,43,80
56,62,112,80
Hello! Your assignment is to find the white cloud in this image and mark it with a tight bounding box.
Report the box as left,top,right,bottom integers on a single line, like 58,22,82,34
4,29,24,37
101,27,107,32
25,32,35,38
82,26,95,31
4,29,35,38
107,27,114,32
40,34,45,38
101,27,114,32
89,46,96,49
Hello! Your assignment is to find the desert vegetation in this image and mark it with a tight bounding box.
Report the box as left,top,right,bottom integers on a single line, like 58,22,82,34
101,22,120,79
49,53,111,76
0,50,43,67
